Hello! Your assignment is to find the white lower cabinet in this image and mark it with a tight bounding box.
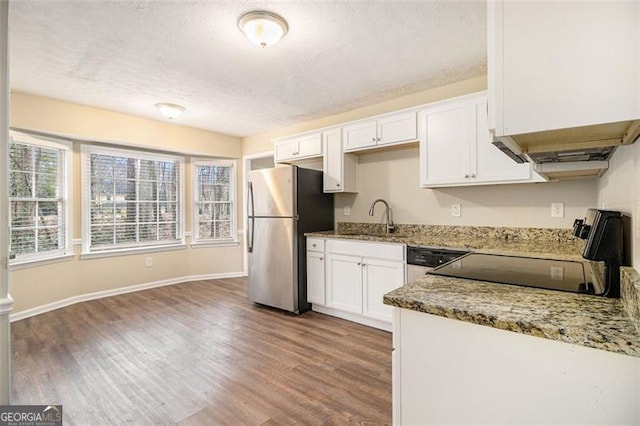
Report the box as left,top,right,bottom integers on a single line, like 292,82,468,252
306,251,325,305
306,238,326,305
311,238,405,331
393,308,640,425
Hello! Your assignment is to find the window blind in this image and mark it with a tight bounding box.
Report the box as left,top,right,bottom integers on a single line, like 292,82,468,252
194,160,235,242
84,146,183,252
9,136,69,260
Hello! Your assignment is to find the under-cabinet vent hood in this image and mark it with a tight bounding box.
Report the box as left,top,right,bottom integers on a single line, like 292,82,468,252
492,119,640,180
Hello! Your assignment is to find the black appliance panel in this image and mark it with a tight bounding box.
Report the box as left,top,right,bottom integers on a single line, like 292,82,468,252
430,253,598,295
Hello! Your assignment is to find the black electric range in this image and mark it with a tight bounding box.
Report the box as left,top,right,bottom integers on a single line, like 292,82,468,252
429,253,605,295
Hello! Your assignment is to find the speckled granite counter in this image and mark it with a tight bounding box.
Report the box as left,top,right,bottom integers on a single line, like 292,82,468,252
384,275,640,357
307,223,584,260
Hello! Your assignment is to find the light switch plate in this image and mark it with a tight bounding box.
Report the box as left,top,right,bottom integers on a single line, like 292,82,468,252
551,202,564,218
343,205,351,216
451,204,461,217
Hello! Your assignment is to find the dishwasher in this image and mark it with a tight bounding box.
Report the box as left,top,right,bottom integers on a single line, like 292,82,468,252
406,246,469,282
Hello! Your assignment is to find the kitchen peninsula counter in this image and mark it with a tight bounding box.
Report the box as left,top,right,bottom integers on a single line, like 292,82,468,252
384,272,640,357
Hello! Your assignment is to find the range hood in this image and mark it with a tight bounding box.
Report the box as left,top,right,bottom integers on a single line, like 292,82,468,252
492,119,640,181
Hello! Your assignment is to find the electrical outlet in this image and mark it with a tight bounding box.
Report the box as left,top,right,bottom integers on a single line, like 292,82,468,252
551,202,564,218
145,257,153,268
550,266,564,281
451,204,461,217
343,205,351,216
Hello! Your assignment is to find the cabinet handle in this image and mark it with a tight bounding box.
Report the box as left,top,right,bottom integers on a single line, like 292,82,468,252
470,174,476,178
362,263,367,267
319,257,323,261
464,174,469,178
371,137,376,142
336,183,340,187
357,262,362,266
376,137,381,142
312,244,316,248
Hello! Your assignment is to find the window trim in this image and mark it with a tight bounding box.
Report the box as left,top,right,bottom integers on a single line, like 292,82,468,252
8,131,73,266
192,158,238,246
81,144,186,256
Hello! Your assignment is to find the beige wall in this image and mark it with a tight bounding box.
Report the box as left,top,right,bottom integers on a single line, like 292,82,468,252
597,142,640,267
9,93,245,314
335,147,598,228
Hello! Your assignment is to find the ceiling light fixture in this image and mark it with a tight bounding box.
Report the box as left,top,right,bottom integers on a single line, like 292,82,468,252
155,103,185,120
238,11,288,48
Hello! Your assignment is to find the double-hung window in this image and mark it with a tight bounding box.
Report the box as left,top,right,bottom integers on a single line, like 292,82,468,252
82,145,184,254
193,159,236,244
8,132,72,264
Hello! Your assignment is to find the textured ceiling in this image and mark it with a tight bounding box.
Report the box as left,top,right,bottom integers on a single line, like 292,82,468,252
9,1,487,137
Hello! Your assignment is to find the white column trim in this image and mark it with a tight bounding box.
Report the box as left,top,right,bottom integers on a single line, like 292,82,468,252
0,295,13,315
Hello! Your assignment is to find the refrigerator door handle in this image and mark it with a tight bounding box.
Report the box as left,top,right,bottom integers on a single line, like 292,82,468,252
248,181,255,253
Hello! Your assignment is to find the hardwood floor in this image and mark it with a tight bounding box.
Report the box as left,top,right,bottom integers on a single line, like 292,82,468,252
11,278,392,425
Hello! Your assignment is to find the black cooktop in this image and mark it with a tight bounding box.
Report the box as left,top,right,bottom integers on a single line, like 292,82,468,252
429,253,603,295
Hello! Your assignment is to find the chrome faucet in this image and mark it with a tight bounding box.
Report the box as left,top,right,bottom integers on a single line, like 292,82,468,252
368,199,395,234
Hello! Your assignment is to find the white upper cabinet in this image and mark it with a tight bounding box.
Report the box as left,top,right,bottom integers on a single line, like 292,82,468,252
343,111,417,152
488,0,640,136
274,132,322,163
420,92,542,187
323,128,358,193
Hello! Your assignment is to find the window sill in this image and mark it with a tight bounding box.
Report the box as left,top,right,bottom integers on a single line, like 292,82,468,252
190,240,240,248
80,243,186,260
10,253,75,271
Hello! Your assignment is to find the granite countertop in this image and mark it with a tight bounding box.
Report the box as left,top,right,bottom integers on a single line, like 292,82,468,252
306,230,583,261
384,275,640,358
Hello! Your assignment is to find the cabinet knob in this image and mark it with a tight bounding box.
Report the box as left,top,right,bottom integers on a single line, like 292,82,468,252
371,137,376,142
357,262,362,266
319,257,323,261
362,263,367,267
471,174,476,178
312,244,316,247
376,137,381,142
336,183,340,187
464,174,469,178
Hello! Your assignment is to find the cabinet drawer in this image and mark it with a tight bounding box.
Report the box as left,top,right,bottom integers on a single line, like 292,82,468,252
307,238,325,252
326,239,404,261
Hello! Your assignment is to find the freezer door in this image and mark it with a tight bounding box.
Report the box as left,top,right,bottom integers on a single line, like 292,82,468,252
247,166,295,217
248,217,297,312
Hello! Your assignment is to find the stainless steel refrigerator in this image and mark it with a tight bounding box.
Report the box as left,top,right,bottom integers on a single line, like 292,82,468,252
247,165,334,314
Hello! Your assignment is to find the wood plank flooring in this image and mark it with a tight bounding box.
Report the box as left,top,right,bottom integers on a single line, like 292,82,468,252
11,278,392,425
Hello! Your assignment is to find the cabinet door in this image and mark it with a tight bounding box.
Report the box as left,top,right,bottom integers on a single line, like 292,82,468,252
274,139,298,163
362,258,405,323
473,101,532,184
325,253,363,314
296,132,322,158
323,129,343,192
378,111,417,146
306,251,325,305
343,120,377,152
420,103,471,186
494,1,639,136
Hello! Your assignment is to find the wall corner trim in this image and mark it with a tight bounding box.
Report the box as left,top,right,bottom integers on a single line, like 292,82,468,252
9,272,244,322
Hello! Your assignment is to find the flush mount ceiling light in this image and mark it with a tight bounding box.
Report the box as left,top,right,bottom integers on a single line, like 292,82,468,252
155,103,185,120
238,11,288,48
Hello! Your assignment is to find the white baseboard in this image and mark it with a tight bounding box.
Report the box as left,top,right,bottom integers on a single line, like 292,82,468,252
10,271,244,322
312,304,392,332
